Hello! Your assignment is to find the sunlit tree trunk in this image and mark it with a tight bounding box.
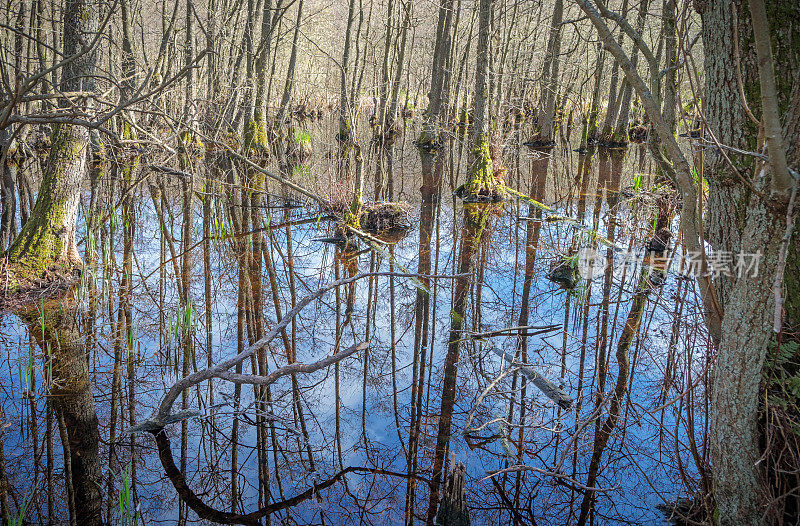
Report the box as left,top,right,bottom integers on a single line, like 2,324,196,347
276,0,304,128
536,0,563,145
462,0,501,199
339,0,358,149
613,0,650,144
5,0,98,278
599,0,628,141
697,1,799,523
581,44,604,149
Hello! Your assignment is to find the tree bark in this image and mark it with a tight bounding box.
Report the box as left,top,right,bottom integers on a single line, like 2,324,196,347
5,0,98,277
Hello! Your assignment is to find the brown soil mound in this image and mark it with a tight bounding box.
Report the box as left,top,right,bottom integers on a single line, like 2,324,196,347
359,202,413,235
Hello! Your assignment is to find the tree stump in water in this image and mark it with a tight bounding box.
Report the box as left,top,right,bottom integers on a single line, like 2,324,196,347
436,461,470,526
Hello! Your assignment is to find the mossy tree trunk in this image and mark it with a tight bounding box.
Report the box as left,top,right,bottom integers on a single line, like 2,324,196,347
5,0,98,279
463,0,501,199
348,145,365,228
7,123,86,277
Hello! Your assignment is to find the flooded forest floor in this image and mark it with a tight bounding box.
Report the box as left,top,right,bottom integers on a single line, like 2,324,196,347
0,116,712,525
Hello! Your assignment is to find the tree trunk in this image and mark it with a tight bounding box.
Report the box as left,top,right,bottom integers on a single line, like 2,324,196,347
276,0,304,128
5,0,98,278
697,1,800,522
536,0,563,144
463,0,499,198
599,0,628,141
613,0,650,144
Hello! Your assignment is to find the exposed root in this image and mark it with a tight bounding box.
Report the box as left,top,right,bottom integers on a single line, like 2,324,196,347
287,141,312,165
415,135,444,154
359,202,412,235
546,257,579,289
656,496,711,526
595,133,629,149
454,183,505,203
323,201,413,247
371,120,403,149
0,258,81,311
292,97,327,122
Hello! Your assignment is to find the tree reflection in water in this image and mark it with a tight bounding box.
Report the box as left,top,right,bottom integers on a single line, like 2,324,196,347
0,141,711,525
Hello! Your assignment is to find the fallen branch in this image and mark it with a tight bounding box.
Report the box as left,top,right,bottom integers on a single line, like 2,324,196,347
483,465,619,494
214,342,367,385
490,347,573,409
468,324,561,340
130,272,466,431
152,425,428,526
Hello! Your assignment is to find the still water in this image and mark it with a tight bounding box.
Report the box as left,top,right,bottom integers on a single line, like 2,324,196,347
0,119,706,525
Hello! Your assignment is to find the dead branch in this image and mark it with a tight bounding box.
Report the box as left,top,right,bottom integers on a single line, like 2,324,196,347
483,465,620,494
490,347,573,409
152,424,428,525
130,271,466,431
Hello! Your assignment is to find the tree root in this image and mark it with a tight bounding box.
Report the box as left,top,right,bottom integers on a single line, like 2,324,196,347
0,258,81,311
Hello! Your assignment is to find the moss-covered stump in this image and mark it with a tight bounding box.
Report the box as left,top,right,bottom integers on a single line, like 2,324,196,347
337,120,354,147
371,121,403,149
457,135,505,203
455,138,505,203
243,113,271,160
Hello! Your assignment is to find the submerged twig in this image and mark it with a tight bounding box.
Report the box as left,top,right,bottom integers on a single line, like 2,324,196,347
490,347,573,409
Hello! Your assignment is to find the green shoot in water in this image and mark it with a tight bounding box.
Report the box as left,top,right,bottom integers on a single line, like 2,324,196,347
10,495,29,526
17,342,34,399
116,463,140,526
633,173,643,192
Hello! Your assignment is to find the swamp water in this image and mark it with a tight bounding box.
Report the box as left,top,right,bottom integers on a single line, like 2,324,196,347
0,122,708,525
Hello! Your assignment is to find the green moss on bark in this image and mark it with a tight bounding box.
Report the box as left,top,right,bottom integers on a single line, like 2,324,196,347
6,124,84,280
244,113,269,157
460,134,503,200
